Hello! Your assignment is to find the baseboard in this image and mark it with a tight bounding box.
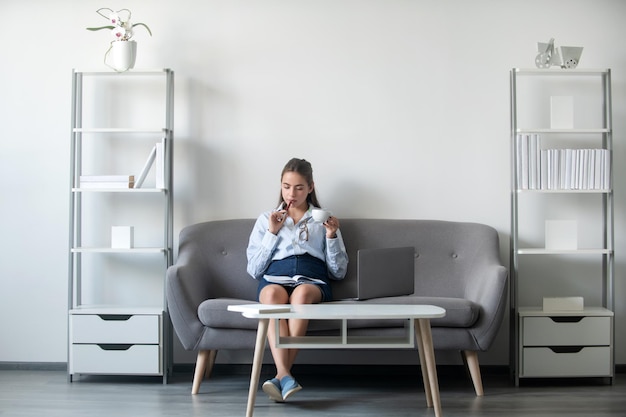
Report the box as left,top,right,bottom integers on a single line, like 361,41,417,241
3,362,624,375
0,362,66,371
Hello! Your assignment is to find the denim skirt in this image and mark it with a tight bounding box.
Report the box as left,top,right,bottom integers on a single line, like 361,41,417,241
257,253,332,302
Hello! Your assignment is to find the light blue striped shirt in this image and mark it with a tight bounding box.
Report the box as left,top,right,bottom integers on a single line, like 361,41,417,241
246,205,348,281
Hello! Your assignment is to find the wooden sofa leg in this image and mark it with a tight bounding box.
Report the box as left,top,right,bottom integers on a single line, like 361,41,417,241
463,350,484,396
192,350,217,394
205,349,218,379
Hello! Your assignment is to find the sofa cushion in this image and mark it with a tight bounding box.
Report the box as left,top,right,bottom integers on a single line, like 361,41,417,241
198,296,479,332
198,298,258,330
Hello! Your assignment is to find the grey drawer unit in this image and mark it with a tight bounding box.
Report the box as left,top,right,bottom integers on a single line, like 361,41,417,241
69,310,163,376
518,308,614,379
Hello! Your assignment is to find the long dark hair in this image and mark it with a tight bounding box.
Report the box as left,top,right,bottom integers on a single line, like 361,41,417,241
277,158,321,208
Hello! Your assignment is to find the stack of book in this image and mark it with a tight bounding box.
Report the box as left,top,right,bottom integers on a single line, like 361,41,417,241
80,175,135,189
516,134,611,191
539,148,610,190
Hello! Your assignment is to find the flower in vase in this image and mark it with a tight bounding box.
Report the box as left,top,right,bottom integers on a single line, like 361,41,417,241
87,8,152,42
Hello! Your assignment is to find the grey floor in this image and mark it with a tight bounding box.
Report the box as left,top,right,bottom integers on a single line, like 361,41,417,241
1,367,624,417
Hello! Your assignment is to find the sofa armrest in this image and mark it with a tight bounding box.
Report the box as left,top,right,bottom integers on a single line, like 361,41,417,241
166,219,259,351
463,261,509,351
166,252,213,351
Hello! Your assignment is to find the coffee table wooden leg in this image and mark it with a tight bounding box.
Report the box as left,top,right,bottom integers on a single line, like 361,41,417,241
414,319,433,408
418,319,442,417
246,318,269,417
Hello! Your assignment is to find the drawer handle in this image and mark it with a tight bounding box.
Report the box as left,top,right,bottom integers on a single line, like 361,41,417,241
549,346,584,354
97,314,132,321
549,317,584,323
97,344,133,351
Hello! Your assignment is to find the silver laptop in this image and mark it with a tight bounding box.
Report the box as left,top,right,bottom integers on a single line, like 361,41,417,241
356,246,415,300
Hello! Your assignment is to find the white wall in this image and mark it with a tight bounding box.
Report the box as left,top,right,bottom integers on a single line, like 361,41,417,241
1,0,625,367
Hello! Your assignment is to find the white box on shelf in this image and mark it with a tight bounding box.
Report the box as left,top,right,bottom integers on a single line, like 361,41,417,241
550,96,574,129
111,226,134,248
545,220,577,250
543,296,584,311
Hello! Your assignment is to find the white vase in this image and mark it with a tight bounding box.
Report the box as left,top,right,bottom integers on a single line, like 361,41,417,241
105,40,137,72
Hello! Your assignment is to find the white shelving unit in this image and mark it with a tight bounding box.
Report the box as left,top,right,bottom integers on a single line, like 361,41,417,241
68,69,174,383
510,68,614,385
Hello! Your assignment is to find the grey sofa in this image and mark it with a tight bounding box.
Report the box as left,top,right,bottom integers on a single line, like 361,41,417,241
166,219,508,396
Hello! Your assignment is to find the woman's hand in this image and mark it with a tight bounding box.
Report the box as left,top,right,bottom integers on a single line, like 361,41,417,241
323,216,340,239
268,209,287,235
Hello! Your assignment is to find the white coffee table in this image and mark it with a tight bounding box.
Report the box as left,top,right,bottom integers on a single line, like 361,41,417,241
228,303,446,417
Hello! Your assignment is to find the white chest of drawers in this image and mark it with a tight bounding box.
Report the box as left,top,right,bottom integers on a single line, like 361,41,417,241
69,309,164,376
518,307,614,379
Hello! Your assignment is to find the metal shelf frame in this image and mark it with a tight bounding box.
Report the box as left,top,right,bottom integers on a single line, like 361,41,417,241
68,69,174,383
509,68,615,385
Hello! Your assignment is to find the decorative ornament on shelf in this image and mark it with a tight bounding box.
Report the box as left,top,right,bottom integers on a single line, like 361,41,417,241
87,8,152,72
535,38,583,69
